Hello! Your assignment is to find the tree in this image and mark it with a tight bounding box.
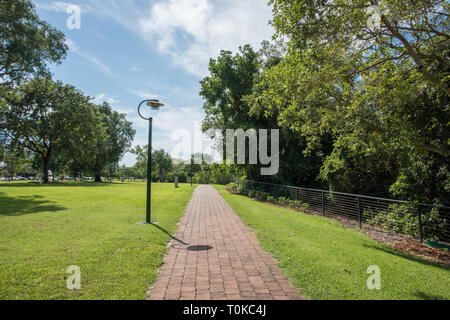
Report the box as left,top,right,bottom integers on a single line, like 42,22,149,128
0,148,32,179
270,0,450,96
152,149,173,182
91,102,135,182
200,45,261,160
0,0,67,84
200,42,328,186
130,146,173,181
130,145,148,178
241,1,449,203
0,77,103,183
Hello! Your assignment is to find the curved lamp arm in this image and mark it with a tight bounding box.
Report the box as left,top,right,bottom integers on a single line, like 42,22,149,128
138,99,164,120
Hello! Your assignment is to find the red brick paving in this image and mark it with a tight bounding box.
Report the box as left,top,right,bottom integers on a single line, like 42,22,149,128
147,185,302,300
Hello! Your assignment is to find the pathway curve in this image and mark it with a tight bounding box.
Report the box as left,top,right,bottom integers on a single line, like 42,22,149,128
147,185,302,300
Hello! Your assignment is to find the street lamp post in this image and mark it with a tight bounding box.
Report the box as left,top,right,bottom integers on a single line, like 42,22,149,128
138,99,164,224
191,154,193,186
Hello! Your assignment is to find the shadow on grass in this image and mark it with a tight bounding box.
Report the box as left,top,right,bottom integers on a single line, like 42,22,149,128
0,192,67,216
414,291,447,300
363,243,450,271
149,223,188,245
0,181,128,188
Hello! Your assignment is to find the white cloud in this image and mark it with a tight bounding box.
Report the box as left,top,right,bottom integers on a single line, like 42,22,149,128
129,89,159,100
138,0,274,76
35,1,95,13
35,1,73,12
130,66,140,72
84,0,274,77
126,104,216,161
92,93,120,105
65,39,113,76
92,93,134,114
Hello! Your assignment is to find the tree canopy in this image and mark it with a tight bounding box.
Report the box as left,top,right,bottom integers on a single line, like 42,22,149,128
90,103,135,182
0,0,67,84
0,77,103,182
199,1,449,204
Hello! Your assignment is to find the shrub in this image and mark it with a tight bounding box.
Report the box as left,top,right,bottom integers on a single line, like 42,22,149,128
239,186,249,196
193,171,210,184
267,195,276,203
228,182,238,192
167,171,187,183
256,191,268,202
366,204,446,241
277,196,289,206
236,183,249,195
248,190,256,198
210,163,234,185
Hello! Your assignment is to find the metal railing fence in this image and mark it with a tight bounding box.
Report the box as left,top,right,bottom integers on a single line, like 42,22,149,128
236,180,450,244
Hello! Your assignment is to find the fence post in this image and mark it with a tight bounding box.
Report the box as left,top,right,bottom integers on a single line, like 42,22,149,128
418,205,423,243
321,191,325,216
358,196,361,229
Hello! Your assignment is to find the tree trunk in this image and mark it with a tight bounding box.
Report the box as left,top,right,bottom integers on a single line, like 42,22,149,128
43,157,49,183
94,170,102,182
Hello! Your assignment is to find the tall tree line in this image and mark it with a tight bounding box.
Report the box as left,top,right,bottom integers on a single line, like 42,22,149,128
200,0,449,205
0,0,135,182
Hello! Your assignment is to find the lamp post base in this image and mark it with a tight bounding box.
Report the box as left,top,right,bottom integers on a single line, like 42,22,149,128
136,221,159,225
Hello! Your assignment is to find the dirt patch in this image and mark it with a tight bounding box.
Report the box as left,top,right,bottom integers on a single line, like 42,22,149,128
389,239,450,265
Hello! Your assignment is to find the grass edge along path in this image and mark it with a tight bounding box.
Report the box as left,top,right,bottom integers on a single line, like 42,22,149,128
0,182,196,300
214,185,450,300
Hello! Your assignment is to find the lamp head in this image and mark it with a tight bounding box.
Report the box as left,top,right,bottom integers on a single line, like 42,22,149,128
146,99,164,110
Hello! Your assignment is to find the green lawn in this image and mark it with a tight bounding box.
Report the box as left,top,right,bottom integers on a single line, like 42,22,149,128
0,182,195,299
215,185,450,300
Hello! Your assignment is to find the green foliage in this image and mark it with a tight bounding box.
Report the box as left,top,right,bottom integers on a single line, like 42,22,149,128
263,195,309,211
151,149,173,182
193,170,210,184
0,0,67,84
237,183,249,196
90,102,135,182
248,189,256,198
216,185,450,300
199,42,324,185
270,0,450,95
366,204,447,241
277,196,289,206
238,1,450,205
209,163,234,185
255,191,268,202
167,171,187,183
0,149,33,178
1,77,104,182
228,182,238,192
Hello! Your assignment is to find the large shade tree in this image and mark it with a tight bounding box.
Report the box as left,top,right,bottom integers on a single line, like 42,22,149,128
243,0,449,202
270,0,450,97
130,146,173,181
200,42,328,185
0,0,67,84
0,77,103,183
91,102,135,182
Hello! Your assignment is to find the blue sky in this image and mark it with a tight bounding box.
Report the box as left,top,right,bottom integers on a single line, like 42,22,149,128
33,0,274,166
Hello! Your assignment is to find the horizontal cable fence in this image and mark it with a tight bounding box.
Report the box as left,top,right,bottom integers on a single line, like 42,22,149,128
236,180,450,244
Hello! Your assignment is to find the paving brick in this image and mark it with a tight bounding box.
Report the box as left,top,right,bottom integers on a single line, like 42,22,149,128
147,185,302,301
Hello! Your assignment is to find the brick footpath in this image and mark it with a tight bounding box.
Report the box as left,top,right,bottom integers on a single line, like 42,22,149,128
147,185,302,300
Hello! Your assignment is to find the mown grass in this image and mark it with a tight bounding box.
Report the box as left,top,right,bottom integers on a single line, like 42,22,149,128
0,181,195,299
215,185,450,300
